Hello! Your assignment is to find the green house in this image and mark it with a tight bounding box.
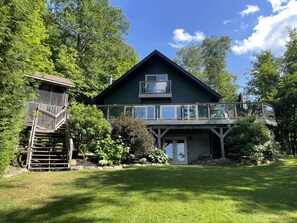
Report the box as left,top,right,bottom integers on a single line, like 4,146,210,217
95,50,277,165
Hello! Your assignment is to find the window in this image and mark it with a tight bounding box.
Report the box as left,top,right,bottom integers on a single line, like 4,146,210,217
160,105,181,119
134,106,155,119
145,74,168,82
145,74,168,93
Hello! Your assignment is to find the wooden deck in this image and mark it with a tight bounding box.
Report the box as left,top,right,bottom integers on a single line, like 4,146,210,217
97,102,277,127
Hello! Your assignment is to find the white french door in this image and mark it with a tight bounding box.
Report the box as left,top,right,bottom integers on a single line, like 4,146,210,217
163,138,187,164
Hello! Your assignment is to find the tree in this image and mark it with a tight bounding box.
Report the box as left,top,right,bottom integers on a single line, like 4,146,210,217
246,50,281,103
246,28,297,154
226,116,278,162
0,0,54,174
47,0,139,103
173,44,203,78
174,36,238,102
275,28,297,154
68,102,111,159
283,28,297,75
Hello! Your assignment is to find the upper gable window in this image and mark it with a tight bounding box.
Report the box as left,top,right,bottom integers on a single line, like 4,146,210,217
145,74,168,82
144,74,168,94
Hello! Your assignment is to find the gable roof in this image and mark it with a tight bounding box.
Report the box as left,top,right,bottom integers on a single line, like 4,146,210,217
27,73,75,88
94,50,222,104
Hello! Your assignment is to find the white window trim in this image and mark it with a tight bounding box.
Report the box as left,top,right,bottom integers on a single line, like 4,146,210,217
133,105,155,120
145,74,168,81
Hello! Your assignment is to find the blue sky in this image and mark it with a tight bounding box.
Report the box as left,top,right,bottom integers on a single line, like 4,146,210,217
110,0,297,90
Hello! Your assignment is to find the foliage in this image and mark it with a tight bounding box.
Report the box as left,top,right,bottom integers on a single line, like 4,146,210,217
148,148,169,164
173,45,203,78
98,159,111,166
69,102,111,157
47,0,139,103
246,50,281,103
110,115,155,158
246,28,297,154
139,158,147,164
226,116,279,162
0,0,54,175
95,135,129,165
174,35,239,102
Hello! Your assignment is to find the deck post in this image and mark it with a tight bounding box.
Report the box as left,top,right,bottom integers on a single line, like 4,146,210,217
151,128,170,149
219,128,225,158
210,128,231,158
157,129,162,149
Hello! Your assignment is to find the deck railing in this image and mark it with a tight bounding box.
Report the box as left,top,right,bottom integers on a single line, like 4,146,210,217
139,81,172,94
97,102,276,126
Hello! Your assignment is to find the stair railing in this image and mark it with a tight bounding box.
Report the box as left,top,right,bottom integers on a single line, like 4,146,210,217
26,107,39,169
65,116,74,169
36,106,67,131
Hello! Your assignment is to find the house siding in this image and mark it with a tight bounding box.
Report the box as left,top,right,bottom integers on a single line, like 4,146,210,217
104,58,211,104
187,133,211,164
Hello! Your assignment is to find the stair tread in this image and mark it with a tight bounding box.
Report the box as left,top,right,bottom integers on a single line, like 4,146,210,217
32,149,66,151
32,154,67,157
31,163,68,165
29,167,69,170
31,159,67,161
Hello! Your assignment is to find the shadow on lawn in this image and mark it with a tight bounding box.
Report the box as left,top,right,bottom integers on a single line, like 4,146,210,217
70,158,297,216
1,158,297,222
0,194,113,223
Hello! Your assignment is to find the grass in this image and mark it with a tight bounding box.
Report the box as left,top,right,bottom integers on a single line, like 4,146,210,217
1,158,297,223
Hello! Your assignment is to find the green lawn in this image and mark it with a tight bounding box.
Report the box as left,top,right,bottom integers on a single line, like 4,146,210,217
1,158,297,223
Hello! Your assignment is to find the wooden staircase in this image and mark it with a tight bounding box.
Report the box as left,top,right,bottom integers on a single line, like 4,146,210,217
29,125,69,171
27,105,73,171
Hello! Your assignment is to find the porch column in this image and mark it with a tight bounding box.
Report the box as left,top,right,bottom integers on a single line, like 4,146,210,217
210,128,231,158
151,128,170,149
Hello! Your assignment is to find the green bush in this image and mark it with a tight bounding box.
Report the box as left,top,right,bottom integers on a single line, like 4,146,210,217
139,157,147,164
0,108,25,175
148,148,169,164
110,115,155,158
69,102,111,157
95,135,129,165
226,116,279,162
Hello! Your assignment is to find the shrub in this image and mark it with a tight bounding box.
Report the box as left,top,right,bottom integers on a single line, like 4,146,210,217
98,160,112,166
0,109,25,175
226,116,279,162
95,135,129,165
69,102,111,158
148,148,169,164
110,115,155,158
139,157,147,164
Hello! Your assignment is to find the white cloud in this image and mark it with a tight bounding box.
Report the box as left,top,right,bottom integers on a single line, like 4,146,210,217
234,23,249,32
223,20,232,25
240,5,260,17
268,0,289,12
169,29,205,48
232,0,297,55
